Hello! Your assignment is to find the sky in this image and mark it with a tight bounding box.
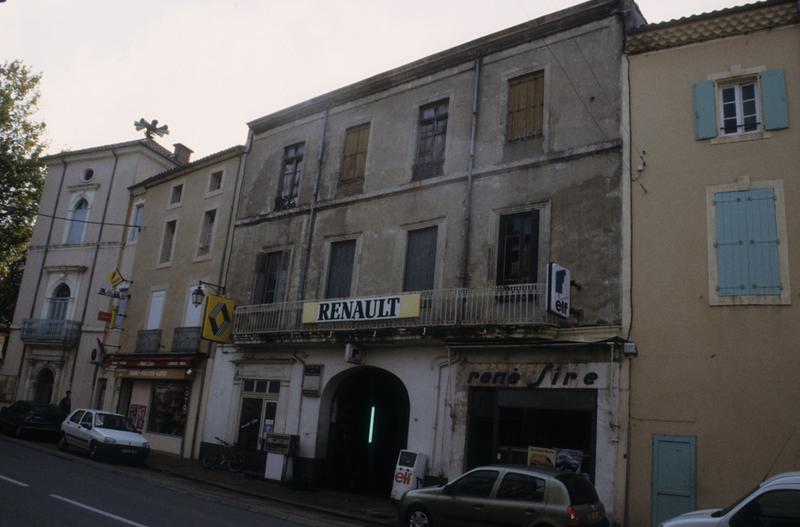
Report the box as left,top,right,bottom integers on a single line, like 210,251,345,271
3,0,741,158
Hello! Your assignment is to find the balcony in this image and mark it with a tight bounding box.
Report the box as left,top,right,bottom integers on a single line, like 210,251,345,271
21,319,81,347
171,326,201,353
235,283,555,343
135,329,162,354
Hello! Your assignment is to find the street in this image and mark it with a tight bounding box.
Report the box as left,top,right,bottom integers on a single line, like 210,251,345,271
0,436,374,527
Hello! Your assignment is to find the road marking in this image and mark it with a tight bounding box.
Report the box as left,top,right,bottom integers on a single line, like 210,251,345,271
50,494,148,527
0,474,30,487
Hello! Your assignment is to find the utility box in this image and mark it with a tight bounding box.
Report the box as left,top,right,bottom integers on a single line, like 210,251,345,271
264,433,299,482
390,450,427,500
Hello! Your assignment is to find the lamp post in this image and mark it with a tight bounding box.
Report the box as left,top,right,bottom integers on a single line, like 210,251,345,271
191,281,225,308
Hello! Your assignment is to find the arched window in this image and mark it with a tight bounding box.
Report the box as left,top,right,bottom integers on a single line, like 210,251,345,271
66,198,88,244
48,283,71,320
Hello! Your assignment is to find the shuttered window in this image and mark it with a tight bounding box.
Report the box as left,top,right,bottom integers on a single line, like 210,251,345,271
252,251,287,304
197,209,216,257
497,211,539,285
325,240,356,299
507,71,544,141
340,123,370,183
715,188,781,296
403,226,438,292
413,99,448,179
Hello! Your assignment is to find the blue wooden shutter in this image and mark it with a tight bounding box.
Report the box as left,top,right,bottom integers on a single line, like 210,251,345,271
761,69,789,130
715,191,750,295
745,188,781,295
692,80,717,140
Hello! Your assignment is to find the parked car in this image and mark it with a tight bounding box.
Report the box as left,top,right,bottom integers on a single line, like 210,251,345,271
660,471,800,526
399,465,608,527
58,409,150,464
0,401,66,439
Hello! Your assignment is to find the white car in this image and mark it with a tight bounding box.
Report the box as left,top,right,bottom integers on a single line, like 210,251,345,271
58,409,150,464
661,472,800,526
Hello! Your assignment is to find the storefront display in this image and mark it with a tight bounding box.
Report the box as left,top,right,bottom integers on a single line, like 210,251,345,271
148,382,191,436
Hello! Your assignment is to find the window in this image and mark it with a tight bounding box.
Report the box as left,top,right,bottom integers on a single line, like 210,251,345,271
275,143,304,210
159,219,177,264
208,170,223,193
708,182,790,305
449,470,499,498
128,203,144,242
169,184,183,206
80,411,93,429
413,99,448,179
403,226,437,292
238,379,280,451
340,123,370,183
148,382,191,436
48,284,71,320
497,211,540,285
693,69,788,140
496,472,545,501
252,251,287,304
197,209,217,257
731,490,800,527
83,168,94,181
146,289,166,329
66,198,88,244
325,240,356,298
507,71,544,141
69,410,85,424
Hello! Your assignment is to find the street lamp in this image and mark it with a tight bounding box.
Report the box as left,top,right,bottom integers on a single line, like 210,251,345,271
191,281,225,307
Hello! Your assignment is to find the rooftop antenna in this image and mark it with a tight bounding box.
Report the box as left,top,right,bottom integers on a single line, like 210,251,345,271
134,118,169,139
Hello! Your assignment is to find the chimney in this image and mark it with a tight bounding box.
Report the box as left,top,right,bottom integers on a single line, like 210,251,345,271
172,143,193,165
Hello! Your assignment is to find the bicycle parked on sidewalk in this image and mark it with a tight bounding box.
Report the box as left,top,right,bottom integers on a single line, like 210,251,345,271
200,436,246,473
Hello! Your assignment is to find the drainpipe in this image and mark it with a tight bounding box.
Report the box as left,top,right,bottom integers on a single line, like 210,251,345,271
69,150,119,392
13,160,68,400
460,57,482,289
297,109,329,302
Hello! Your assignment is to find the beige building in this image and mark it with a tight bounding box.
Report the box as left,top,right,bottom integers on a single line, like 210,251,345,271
627,1,800,525
100,146,243,457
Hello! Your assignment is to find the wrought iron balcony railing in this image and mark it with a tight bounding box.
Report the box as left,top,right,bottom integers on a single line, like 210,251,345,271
21,319,81,347
135,329,162,354
171,326,201,353
235,283,552,340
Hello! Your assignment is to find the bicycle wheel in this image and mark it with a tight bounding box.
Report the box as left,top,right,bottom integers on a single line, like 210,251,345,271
201,448,221,469
227,451,245,473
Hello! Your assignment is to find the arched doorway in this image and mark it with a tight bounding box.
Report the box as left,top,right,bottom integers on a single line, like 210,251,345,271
321,367,410,494
34,368,54,404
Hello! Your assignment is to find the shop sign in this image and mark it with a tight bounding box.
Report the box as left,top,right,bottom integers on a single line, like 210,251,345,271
115,368,190,380
546,262,570,319
202,294,234,343
302,294,421,324
527,447,556,467
466,362,607,389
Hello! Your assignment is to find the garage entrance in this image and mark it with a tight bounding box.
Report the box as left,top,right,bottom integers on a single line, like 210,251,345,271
321,367,409,494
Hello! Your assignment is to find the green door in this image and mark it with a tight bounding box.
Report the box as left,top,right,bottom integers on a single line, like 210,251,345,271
652,435,696,526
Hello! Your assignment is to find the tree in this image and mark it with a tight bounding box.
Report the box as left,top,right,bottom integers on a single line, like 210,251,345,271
0,60,46,325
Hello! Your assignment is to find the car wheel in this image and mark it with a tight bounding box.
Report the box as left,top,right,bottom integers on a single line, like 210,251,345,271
57,434,69,451
406,507,433,527
89,442,101,461
14,426,25,439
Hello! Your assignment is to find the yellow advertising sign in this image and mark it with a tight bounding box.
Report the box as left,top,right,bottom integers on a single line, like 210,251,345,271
302,294,421,324
202,295,235,343
527,446,557,468
108,268,124,287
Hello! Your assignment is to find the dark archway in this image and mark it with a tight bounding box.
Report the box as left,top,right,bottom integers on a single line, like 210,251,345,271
34,368,54,404
323,367,409,494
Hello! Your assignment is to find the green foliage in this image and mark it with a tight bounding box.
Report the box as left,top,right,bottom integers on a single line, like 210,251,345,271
0,60,46,325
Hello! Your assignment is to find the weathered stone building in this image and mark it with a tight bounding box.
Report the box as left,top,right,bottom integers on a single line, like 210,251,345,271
203,0,643,519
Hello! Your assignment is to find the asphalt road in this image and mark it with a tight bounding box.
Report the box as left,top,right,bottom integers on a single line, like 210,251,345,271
0,436,311,527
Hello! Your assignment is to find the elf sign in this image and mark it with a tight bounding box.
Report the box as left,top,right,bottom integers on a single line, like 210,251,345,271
546,262,570,319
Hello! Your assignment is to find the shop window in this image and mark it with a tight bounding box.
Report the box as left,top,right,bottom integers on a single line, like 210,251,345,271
403,226,437,292
413,99,448,180
275,142,304,210
325,239,356,299
148,382,191,436
238,378,280,451
497,210,540,285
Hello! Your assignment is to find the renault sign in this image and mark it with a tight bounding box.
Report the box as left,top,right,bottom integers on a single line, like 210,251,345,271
202,294,235,343
302,294,421,324
546,262,570,319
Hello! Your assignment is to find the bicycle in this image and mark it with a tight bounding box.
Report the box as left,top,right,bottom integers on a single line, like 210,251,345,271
201,436,246,473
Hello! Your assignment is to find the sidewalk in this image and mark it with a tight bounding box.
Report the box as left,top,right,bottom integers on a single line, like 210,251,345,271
146,451,399,526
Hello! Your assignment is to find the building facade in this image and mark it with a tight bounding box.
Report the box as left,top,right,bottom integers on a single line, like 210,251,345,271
202,0,643,520
0,140,180,410
627,1,800,525
98,146,243,457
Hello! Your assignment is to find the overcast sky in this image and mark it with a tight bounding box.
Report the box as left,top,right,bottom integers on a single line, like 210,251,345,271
3,0,739,158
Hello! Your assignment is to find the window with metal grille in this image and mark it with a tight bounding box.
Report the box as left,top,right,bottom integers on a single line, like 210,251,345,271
325,240,356,299
413,99,448,180
507,71,544,141
275,143,304,209
497,211,540,285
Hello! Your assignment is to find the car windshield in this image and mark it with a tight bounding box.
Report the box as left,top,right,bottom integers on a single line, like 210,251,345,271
711,485,759,517
556,473,600,506
94,413,137,432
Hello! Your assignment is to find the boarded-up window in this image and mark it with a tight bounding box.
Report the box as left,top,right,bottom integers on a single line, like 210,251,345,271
404,226,438,292
252,251,288,304
497,211,539,285
325,240,356,299
507,72,544,141
413,99,449,179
